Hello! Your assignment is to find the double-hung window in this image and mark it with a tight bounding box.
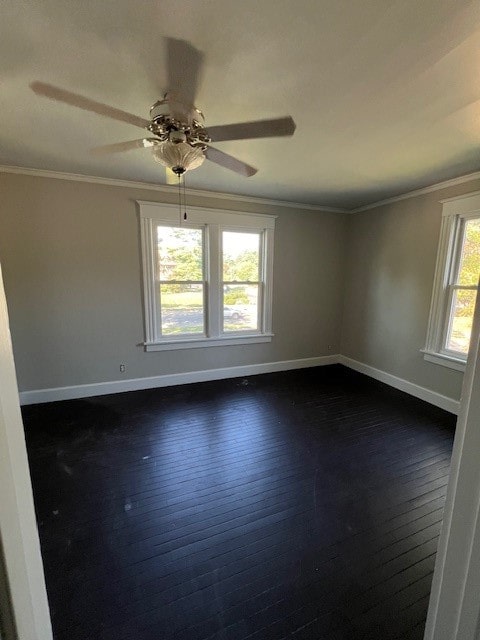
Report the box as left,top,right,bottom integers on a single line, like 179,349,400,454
222,231,262,333
424,193,480,370
157,225,206,337
138,201,275,350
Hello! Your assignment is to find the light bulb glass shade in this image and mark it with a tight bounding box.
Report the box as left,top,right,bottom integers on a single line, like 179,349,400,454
153,141,205,173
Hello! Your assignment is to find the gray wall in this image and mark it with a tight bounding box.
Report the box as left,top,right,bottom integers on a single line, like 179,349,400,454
341,179,480,402
0,172,347,392
1,170,478,401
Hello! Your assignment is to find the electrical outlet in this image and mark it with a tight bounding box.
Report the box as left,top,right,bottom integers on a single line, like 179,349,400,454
120,364,126,373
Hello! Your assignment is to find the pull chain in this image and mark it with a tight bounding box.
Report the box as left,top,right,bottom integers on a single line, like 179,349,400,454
176,171,188,224
183,173,187,221
178,173,182,225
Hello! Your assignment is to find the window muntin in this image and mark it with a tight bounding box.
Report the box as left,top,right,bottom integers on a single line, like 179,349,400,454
222,231,261,333
156,225,205,337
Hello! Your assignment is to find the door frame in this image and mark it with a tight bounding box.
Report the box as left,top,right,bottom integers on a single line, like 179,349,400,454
424,285,480,640
0,263,53,640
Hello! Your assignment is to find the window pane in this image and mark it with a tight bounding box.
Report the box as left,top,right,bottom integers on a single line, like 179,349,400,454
160,284,204,335
223,284,258,332
157,226,203,281
458,219,480,286
223,231,260,281
446,288,477,354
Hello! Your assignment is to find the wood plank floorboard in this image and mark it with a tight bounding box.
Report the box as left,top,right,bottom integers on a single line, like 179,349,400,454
22,364,456,640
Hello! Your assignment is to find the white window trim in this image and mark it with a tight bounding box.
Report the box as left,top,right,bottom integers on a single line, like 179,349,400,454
423,191,480,371
138,201,276,351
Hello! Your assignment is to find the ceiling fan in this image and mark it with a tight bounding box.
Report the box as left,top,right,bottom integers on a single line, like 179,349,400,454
30,38,296,182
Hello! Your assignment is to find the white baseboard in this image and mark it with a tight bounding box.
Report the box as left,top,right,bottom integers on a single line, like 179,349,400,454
18,355,339,405
19,353,461,414
338,355,460,415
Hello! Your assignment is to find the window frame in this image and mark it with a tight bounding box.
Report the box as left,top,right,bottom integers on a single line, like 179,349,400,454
423,192,480,371
138,201,275,351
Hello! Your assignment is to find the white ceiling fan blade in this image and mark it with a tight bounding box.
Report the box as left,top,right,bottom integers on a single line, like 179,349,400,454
30,82,151,129
90,138,159,156
205,146,257,177
208,116,296,142
166,38,204,120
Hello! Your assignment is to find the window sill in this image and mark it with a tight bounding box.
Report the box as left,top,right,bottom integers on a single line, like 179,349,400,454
144,333,274,352
421,349,466,372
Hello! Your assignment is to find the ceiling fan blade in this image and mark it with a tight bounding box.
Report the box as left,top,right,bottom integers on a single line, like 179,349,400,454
205,146,257,177
208,116,296,142
166,38,204,119
30,82,150,129
90,138,158,156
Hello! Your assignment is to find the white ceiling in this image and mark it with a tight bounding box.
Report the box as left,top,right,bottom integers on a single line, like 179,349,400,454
1,0,480,209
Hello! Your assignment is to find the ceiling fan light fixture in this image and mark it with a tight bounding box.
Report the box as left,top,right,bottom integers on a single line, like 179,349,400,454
153,141,205,174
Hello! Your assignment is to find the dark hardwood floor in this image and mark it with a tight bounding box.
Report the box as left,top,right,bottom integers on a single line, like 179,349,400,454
22,365,456,640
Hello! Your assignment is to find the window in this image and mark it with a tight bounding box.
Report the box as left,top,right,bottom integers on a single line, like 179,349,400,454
138,201,275,350
222,231,261,333
443,217,479,355
424,193,480,371
157,226,205,337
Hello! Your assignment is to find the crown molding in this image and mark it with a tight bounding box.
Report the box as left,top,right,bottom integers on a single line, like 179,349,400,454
440,188,480,204
0,164,347,214
350,170,480,213
3,163,480,215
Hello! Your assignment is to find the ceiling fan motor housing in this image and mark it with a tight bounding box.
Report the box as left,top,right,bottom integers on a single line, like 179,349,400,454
148,95,210,146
